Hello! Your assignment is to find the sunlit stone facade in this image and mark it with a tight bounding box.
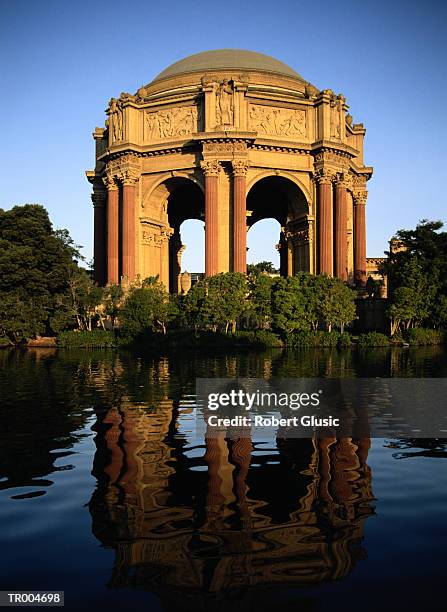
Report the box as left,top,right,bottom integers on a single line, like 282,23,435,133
86,49,372,291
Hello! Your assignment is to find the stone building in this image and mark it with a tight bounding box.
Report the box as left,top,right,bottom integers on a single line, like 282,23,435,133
86,49,372,291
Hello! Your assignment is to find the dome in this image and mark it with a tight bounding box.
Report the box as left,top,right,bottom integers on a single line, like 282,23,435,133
153,49,304,82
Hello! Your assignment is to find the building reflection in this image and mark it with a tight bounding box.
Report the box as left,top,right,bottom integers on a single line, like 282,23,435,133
89,361,376,606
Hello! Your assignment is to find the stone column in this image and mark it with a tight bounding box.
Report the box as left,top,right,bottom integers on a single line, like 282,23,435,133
201,160,220,276
353,190,368,287
92,188,106,286
121,171,138,282
316,170,334,275
104,175,119,285
232,160,249,274
334,175,349,280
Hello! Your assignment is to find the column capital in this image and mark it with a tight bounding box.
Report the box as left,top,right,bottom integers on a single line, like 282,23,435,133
201,159,221,176
334,172,352,190
352,190,368,206
120,168,140,186
102,173,118,191
231,160,250,177
91,190,106,207
313,168,337,185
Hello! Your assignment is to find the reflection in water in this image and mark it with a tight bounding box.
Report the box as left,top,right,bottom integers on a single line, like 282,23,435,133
1,346,447,610
88,354,376,605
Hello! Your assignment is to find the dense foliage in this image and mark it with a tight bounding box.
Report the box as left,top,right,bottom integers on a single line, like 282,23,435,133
0,205,101,343
4,206,445,348
381,220,447,333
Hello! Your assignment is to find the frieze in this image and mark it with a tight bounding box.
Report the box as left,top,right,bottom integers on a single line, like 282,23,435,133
145,106,201,141
141,223,173,246
202,140,247,156
249,104,306,138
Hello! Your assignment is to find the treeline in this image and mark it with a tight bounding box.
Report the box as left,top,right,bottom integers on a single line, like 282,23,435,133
1,205,446,348
117,271,357,346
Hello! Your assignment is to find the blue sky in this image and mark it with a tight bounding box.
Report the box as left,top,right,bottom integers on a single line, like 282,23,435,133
1,0,446,271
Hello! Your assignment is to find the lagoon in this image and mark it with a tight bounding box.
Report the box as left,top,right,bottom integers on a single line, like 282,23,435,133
0,346,446,611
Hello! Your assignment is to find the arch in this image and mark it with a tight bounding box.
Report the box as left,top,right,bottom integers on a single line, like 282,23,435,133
246,170,311,207
247,218,281,272
246,175,313,276
140,175,204,292
141,172,204,210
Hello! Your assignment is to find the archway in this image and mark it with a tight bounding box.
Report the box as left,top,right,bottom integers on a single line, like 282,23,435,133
179,218,205,273
247,218,281,273
246,176,311,276
166,178,204,293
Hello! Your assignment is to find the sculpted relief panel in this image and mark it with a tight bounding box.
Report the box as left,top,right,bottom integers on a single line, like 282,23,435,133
145,106,201,141
249,104,306,138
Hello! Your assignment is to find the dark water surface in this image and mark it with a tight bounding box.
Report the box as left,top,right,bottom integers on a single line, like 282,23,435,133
0,347,446,611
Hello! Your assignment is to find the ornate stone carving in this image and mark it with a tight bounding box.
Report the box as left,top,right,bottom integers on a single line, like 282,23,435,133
102,173,118,191
313,149,350,169
200,160,221,176
304,83,319,99
202,140,247,156
249,104,306,138
330,94,344,139
335,173,352,190
352,190,368,206
145,106,200,141
313,168,336,184
232,160,250,177
91,190,106,207
141,223,173,246
120,168,140,186
216,80,234,126
353,175,367,191
109,98,123,141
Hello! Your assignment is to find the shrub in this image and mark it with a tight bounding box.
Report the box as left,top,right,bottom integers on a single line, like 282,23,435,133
404,328,446,345
337,332,352,348
357,332,390,348
58,330,116,348
285,331,349,348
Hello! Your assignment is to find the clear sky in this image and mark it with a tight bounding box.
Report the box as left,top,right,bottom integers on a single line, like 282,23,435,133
1,0,446,271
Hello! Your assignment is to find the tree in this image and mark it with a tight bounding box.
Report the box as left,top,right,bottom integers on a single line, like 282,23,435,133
271,276,308,336
120,276,174,338
102,283,124,328
181,272,247,333
247,261,279,275
247,273,275,329
381,220,447,329
319,276,357,333
0,204,85,343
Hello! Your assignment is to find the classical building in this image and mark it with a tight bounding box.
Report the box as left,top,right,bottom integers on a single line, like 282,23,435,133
86,49,372,291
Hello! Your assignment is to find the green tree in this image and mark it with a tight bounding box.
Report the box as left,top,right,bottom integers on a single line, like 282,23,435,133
120,276,174,338
381,220,447,329
103,283,124,328
0,204,84,343
181,272,247,333
271,276,308,336
319,276,357,332
247,273,275,329
247,261,279,275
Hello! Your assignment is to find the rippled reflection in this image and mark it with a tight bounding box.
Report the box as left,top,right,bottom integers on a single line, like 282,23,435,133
87,357,376,602
1,346,447,610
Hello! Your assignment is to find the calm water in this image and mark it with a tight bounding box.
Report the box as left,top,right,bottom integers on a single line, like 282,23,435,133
0,347,446,611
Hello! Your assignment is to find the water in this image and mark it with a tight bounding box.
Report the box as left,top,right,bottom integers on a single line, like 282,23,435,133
0,347,446,611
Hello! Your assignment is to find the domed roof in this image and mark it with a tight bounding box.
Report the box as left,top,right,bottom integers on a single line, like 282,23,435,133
153,49,304,82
